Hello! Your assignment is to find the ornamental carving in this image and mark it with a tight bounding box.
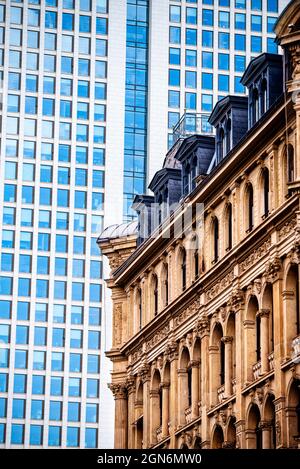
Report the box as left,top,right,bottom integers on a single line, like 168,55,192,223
173,297,201,328
227,289,245,311
291,45,300,80
265,256,282,281
206,270,235,301
145,324,170,352
108,382,127,399
278,218,297,240
113,304,122,346
131,347,143,365
239,239,271,274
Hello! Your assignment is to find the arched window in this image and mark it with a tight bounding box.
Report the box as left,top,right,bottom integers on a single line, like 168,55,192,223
162,263,169,307
181,248,187,291
191,155,198,191
183,163,190,195
194,249,199,278
226,203,233,250
263,168,269,217
220,338,225,386
219,128,225,160
287,144,295,183
246,183,254,232
213,217,219,262
252,88,259,124
137,288,142,331
187,366,192,407
256,314,261,362
158,194,163,226
261,79,267,115
226,118,232,153
153,274,158,316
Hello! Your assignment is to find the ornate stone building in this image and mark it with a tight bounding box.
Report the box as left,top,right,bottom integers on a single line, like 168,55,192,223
98,0,300,450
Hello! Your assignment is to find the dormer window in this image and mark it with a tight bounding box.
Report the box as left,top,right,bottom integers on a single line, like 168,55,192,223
261,78,267,115
226,118,232,153
219,127,225,160
191,155,198,190
252,87,259,125
183,163,190,195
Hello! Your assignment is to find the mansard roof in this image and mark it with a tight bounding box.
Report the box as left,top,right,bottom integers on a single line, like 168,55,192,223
208,95,248,127
241,52,283,87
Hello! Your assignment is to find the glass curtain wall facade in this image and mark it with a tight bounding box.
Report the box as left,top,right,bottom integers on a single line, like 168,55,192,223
0,0,107,448
123,0,149,222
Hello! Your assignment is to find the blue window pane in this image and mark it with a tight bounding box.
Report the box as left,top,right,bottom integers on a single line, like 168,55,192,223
45,11,57,28
17,301,29,320
0,398,7,418
96,17,108,35
62,13,74,30
48,426,61,446
32,375,45,395
0,423,5,444
86,403,98,423
12,399,25,418
16,326,29,344
235,34,246,51
31,400,43,419
49,401,62,421
87,378,99,398
51,352,64,371
235,55,246,72
14,374,26,393
85,428,97,448
69,353,82,372
50,376,63,396
11,424,24,444
30,425,43,445
219,32,230,49
0,300,11,319
186,28,197,45
67,427,79,447
89,307,101,326
0,373,8,392
169,26,180,44
69,377,81,397
68,402,80,421
87,355,100,374
0,349,9,367
202,30,213,48
251,35,262,53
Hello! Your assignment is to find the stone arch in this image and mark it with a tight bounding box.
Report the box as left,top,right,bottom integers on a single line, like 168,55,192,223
286,377,300,448
210,322,224,405
135,380,144,448
211,424,224,449
262,393,276,449
178,346,192,426
261,282,274,357
150,369,162,445
283,262,300,358
246,402,262,449
244,295,259,382
225,416,236,448
243,181,254,232
223,201,233,251
258,166,270,218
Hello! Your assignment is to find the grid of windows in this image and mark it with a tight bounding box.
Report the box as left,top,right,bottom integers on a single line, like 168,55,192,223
123,0,149,221
167,0,281,148
0,0,106,448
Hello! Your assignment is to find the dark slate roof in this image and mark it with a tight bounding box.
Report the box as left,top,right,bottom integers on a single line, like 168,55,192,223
241,52,283,87
208,95,248,127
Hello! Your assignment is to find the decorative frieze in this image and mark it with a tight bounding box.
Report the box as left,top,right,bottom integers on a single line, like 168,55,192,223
239,239,271,274
173,297,201,328
206,270,235,301
278,218,297,240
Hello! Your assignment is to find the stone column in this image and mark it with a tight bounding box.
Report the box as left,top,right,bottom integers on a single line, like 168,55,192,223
168,342,178,448
260,420,273,449
198,317,210,448
177,368,188,427
208,345,219,407
190,360,200,420
243,319,256,384
161,382,170,438
257,309,270,374
149,389,160,446
110,383,128,448
126,378,136,449
139,367,150,448
222,336,233,397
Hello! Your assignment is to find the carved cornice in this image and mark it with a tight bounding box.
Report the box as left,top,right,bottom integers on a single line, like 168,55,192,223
239,239,271,274
145,324,170,352
206,270,235,301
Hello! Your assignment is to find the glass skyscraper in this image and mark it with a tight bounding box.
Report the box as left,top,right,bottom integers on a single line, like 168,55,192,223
0,0,290,449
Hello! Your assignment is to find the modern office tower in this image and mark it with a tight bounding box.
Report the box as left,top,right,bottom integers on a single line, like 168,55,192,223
0,0,290,450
